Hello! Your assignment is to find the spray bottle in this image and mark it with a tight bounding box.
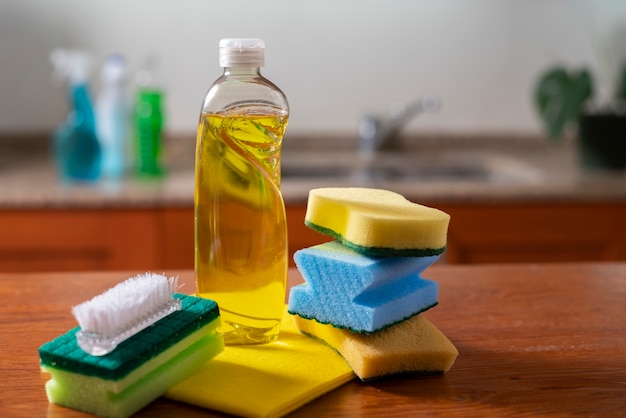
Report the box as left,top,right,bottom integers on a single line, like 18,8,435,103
50,49,101,182
96,54,129,180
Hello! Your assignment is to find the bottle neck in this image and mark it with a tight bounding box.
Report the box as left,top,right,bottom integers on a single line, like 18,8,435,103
223,66,261,77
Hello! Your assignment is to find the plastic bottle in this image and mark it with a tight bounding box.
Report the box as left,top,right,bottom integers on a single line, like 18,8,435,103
133,56,165,177
195,38,289,345
96,54,129,180
50,49,101,182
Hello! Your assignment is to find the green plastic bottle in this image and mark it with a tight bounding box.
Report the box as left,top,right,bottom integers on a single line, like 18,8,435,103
133,58,164,177
195,38,289,345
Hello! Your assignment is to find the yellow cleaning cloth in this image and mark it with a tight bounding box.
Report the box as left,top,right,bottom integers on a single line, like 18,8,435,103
164,307,355,418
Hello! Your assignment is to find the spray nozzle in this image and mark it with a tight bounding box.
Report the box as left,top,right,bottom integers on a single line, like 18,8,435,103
50,49,92,85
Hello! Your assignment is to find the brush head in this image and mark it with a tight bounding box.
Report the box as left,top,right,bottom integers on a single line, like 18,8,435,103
71,273,181,356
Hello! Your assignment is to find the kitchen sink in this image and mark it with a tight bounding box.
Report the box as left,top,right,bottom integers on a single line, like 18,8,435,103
281,151,541,184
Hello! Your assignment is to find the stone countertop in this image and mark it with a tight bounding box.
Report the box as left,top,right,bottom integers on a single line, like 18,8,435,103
0,133,625,210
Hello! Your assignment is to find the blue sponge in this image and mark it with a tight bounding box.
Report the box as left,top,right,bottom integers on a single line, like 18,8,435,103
288,241,439,334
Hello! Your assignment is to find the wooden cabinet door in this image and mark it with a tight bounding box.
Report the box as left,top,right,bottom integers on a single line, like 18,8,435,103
0,209,162,272
162,207,194,269
439,203,626,264
2,202,623,272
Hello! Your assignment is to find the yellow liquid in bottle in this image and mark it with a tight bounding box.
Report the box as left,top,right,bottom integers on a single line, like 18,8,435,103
195,106,288,345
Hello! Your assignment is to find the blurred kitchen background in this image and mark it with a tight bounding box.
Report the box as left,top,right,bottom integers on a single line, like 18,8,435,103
1,0,625,272
2,0,625,135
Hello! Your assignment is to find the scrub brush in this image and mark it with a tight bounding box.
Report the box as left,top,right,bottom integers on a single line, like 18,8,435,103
72,272,182,356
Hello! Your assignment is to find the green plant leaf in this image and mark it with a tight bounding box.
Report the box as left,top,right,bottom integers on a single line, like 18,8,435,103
568,69,593,118
617,62,626,104
534,67,593,141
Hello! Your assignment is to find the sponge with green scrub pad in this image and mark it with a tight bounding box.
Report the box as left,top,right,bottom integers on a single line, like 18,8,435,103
39,273,224,418
288,241,439,333
293,312,458,381
304,187,450,257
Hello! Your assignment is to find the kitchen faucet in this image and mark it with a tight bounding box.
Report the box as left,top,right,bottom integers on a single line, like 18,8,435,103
358,96,440,154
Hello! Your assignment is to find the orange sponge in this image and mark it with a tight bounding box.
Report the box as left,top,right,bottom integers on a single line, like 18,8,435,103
292,313,458,381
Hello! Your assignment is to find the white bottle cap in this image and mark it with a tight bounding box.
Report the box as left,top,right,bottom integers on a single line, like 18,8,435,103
219,38,265,68
101,54,127,84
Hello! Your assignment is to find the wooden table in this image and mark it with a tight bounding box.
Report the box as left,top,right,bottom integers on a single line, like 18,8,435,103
2,263,625,417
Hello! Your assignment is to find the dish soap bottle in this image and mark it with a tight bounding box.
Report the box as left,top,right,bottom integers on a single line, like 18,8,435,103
49,49,101,182
195,38,289,345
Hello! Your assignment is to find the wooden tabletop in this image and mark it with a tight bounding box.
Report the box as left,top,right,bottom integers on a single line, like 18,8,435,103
1,263,625,417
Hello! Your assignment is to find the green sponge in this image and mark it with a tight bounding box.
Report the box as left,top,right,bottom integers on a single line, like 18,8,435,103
304,187,450,257
39,294,223,418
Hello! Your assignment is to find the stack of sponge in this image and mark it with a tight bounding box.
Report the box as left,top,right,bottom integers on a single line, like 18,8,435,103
288,187,458,381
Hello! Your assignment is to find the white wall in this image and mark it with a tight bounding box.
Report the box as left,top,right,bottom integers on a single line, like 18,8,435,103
1,0,625,136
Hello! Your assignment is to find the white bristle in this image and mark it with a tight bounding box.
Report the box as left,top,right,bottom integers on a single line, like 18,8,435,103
72,273,179,345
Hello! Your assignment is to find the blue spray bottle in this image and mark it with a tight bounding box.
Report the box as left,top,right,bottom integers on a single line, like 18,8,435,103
50,49,101,182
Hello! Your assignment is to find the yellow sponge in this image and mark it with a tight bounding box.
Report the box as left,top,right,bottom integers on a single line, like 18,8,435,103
165,306,354,418
304,187,450,257
292,313,458,381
